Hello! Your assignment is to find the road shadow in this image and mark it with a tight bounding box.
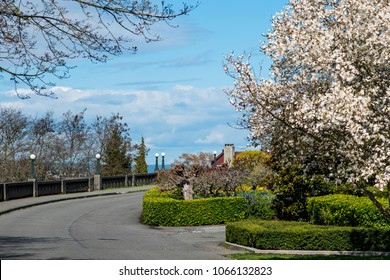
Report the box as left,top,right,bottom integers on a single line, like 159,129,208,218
0,236,66,259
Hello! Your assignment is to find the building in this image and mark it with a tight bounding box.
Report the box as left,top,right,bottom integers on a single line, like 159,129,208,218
213,144,241,166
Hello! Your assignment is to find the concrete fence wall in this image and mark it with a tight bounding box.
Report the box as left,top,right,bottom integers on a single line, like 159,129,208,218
0,173,157,202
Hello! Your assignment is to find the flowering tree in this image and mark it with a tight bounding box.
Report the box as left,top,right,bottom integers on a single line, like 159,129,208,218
225,0,389,217
172,152,214,168
156,164,249,199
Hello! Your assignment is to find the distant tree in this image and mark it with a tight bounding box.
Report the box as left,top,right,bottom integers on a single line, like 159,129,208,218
103,125,131,175
172,152,214,168
57,109,90,176
157,163,249,200
0,0,198,97
0,107,143,180
233,150,271,170
30,111,58,179
90,113,133,175
232,150,272,190
0,107,30,181
90,113,129,156
134,137,148,174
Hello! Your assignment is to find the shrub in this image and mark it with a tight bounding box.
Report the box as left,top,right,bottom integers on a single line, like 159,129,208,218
226,220,390,251
237,190,275,220
267,164,333,221
307,194,390,229
232,150,273,190
143,188,246,226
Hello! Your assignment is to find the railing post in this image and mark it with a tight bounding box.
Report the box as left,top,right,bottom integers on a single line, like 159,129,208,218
94,174,101,190
3,183,7,201
32,179,38,197
88,177,93,191
61,178,65,194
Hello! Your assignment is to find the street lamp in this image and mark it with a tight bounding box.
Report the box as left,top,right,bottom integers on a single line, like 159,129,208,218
154,153,159,172
30,154,36,179
161,152,165,169
96,153,101,175
213,151,217,167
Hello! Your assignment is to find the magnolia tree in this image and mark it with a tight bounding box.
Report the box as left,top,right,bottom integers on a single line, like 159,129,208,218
225,0,389,217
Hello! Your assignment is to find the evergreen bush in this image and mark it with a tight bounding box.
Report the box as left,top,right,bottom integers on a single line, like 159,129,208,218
307,194,390,229
142,188,246,226
226,220,390,251
237,190,275,220
266,164,333,221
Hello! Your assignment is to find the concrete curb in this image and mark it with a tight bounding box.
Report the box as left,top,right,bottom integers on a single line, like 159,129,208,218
225,242,390,256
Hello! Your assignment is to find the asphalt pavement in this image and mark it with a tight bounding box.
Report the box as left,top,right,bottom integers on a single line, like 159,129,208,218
0,185,153,216
0,186,245,259
2,186,386,258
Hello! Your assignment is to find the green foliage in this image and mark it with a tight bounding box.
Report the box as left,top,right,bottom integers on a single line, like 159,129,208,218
233,150,271,170
232,150,273,190
237,190,275,220
267,164,333,221
142,188,247,226
330,183,365,196
307,194,390,229
366,186,389,199
226,220,390,251
230,253,390,260
134,136,148,174
103,124,131,176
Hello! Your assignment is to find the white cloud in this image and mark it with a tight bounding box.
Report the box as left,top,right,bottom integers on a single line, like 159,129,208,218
195,131,225,144
51,86,94,102
0,84,249,164
173,84,195,92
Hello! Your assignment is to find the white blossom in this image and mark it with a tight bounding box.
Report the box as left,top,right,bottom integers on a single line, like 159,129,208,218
225,0,390,215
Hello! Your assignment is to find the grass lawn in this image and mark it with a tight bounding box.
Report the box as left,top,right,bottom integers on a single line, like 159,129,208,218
228,253,390,260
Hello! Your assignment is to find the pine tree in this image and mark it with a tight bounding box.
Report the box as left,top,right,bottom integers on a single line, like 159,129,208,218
103,125,131,175
134,137,148,174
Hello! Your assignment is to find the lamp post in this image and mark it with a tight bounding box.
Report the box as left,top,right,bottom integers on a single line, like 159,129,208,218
161,152,165,169
95,153,101,175
30,154,36,179
154,153,159,171
213,151,217,167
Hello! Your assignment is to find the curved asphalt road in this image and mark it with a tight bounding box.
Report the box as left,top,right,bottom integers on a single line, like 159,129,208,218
0,192,239,259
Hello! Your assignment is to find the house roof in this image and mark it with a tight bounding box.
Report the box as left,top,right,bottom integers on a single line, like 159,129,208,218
213,150,241,166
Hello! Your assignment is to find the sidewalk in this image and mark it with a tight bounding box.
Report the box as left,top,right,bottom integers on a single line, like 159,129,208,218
0,185,154,215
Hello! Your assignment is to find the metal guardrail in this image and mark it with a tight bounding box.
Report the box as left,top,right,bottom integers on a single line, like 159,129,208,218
0,173,157,202
3,181,34,200
102,175,127,189
37,180,62,196
132,173,157,186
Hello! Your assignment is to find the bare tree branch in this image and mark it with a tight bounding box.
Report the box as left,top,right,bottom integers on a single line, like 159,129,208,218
0,0,198,98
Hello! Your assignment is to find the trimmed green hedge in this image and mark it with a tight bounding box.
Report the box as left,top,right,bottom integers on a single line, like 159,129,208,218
142,188,247,226
226,220,390,251
307,194,390,229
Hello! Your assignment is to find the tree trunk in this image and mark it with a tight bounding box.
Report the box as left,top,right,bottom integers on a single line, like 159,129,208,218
183,183,193,200
363,185,390,219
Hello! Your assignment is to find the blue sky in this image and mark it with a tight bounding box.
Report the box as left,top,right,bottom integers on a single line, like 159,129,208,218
0,0,288,165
